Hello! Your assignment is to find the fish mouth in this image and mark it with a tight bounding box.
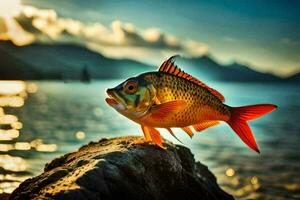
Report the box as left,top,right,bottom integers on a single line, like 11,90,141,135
105,89,119,106
105,89,127,111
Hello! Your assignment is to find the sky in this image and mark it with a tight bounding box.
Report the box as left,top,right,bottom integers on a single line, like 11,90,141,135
0,0,299,77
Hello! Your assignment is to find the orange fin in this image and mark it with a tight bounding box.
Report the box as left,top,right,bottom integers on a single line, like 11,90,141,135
149,100,187,120
147,127,165,149
181,126,194,138
141,125,151,141
166,128,182,143
159,56,225,102
231,104,278,121
154,96,161,104
193,121,220,132
227,104,277,153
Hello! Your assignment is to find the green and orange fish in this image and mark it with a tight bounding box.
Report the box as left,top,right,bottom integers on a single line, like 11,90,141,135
106,56,277,153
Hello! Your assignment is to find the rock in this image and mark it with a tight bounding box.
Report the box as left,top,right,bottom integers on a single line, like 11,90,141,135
9,136,234,200
0,193,10,200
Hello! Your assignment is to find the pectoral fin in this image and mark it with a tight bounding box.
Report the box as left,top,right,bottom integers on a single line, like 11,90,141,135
147,126,165,149
141,125,151,142
149,100,187,120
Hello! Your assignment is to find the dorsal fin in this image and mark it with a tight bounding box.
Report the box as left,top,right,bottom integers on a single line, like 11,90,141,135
159,56,225,102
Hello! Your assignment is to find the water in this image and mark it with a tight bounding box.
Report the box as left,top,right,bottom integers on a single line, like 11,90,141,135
0,80,299,199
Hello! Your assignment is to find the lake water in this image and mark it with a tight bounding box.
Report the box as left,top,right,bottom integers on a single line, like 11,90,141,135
0,80,299,199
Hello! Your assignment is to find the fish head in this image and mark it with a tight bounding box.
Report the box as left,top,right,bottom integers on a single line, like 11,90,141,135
106,76,156,118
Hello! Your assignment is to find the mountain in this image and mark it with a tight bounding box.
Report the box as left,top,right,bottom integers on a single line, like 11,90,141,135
175,56,281,82
285,72,300,82
0,41,295,82
0,46,43,79
0,41,154,80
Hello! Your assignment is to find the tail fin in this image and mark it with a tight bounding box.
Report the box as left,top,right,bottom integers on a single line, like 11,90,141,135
227,104,277,153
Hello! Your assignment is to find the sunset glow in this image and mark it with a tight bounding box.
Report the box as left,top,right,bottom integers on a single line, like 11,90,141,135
0,0,299,75
0,0,22,18
0,0,34,45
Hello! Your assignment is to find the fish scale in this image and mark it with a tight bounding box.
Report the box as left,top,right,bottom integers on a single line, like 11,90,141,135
143,72,231,127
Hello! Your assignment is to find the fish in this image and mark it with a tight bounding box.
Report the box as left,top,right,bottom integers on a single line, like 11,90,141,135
105,56,277,152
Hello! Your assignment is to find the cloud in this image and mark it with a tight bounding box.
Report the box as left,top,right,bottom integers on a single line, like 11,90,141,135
0,16,34,46
184,40,209,56
1,4,208,62
0,17,7,33
81,20,185,52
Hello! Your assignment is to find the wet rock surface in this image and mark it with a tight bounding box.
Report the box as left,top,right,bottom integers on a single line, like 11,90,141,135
9,136,234,200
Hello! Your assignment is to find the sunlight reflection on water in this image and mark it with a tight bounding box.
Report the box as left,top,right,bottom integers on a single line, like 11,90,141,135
0,81,58,195
0,155,27,172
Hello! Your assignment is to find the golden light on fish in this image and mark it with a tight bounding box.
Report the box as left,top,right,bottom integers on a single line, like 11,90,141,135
76,131,86,140
105,56,277,150
0,129,19,141
0,154,27,172
15,142,31,150
0,107,4,115
225,168,235,177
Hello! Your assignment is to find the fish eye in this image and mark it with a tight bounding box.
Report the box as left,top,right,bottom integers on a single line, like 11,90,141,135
124,80,138,94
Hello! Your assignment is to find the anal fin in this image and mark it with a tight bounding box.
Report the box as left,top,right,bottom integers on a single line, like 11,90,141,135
193,121,220,132
166,128,182,143
181,126,194,138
